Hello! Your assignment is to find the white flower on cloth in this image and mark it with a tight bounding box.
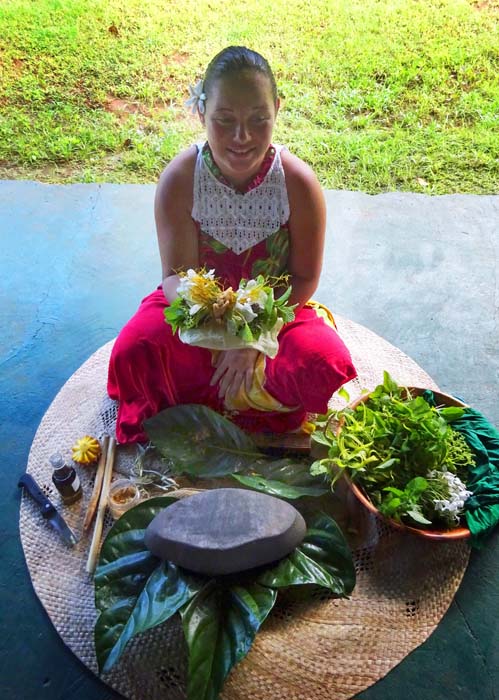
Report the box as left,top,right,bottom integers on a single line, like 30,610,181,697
429,470,473,524
184,79,206,115
234,280,268,321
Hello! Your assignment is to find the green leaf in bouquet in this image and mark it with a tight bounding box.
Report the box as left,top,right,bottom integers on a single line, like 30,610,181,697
264,288,274,316
239,322,254,342
257,513,356,596
262,306,276,329
94,496,204,673
180,579,277,700
164,300,187,334
277,304,296,324
275,285,292,305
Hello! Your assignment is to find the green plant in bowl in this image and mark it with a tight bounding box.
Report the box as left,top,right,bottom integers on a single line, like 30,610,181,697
311,372,476,540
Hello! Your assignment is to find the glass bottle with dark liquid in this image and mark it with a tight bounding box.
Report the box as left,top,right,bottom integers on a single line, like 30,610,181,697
50,453,82,505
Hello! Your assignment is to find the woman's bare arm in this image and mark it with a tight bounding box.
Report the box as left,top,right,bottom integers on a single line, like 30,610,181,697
281,150,326,310
154,146,200,301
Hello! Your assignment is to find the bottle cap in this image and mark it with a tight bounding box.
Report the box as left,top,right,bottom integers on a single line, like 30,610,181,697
49,453,65,470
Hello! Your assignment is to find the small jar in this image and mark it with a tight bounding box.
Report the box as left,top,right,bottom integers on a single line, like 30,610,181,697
50,453,82,505
108,479,141,519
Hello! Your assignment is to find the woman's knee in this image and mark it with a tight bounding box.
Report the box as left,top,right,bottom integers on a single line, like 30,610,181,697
266,323,356,410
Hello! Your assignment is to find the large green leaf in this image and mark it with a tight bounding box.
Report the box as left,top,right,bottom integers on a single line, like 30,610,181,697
240,458,329,497
180,579,277,700
94,496,204,673
96,559,203,673
144,404,319,481
144,404,262,476
232,473,327,498
257,513,356,596
96,496,177,610
249,457,327,487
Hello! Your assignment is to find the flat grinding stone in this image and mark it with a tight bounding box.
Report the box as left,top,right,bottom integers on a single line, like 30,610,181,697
144,488,307,575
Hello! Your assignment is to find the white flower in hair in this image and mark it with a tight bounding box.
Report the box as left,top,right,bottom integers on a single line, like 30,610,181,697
185,79,206,114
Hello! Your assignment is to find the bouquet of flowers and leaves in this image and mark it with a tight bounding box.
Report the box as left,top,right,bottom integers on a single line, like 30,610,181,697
164,268,297,358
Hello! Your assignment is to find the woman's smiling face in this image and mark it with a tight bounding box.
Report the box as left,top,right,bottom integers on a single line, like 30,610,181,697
200,69,279,188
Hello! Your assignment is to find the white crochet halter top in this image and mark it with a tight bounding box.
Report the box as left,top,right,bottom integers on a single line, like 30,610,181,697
191,143,290,255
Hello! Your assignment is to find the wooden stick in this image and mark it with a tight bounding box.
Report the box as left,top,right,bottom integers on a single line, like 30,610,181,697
83,434,110,532
86,436,116,575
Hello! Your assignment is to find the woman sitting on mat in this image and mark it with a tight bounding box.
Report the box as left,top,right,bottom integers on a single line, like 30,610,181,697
108,46,357,444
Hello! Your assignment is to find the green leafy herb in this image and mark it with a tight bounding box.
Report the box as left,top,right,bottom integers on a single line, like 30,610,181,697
312,372,476,528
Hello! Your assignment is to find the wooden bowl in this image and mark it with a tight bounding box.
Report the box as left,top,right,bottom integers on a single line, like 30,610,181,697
339,387,471,541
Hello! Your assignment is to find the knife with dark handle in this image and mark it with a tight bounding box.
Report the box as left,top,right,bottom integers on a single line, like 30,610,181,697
18,473,78,547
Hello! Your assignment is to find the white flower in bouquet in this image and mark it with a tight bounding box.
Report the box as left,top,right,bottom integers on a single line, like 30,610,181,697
234,279,269,323
176,269,217,315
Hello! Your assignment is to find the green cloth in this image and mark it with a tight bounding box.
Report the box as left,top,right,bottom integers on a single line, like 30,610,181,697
422,391,499,547
451,408,499,547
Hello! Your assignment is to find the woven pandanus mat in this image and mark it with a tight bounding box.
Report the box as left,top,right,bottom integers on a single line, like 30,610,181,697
20,315,470,700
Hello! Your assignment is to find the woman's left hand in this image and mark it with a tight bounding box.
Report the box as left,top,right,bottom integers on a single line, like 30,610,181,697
210,348,260,402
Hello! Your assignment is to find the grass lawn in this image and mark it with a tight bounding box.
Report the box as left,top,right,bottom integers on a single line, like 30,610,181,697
0,0,497,192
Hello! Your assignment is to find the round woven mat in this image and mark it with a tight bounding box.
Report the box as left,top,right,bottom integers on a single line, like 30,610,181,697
20,315,470,700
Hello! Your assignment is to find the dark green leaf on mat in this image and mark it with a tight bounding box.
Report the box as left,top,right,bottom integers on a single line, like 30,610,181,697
180,579,277,700
258,512,356,596
144,404,262,477
96,559,203,673
94,496,203,673
232,472,327,499
144,405,326,490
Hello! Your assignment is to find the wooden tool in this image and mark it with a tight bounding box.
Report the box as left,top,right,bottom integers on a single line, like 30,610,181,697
86,436,116,575
82,434,110,531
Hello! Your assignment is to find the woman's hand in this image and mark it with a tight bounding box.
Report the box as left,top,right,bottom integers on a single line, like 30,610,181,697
210,348,260,402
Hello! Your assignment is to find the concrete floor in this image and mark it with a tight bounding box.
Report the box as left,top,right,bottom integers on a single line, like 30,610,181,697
1,181,498,699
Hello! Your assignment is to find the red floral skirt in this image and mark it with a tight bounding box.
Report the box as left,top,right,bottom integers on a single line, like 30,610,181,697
108,287,357,443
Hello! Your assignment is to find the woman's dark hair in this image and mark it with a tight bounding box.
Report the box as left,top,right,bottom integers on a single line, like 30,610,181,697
204,46,278,102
